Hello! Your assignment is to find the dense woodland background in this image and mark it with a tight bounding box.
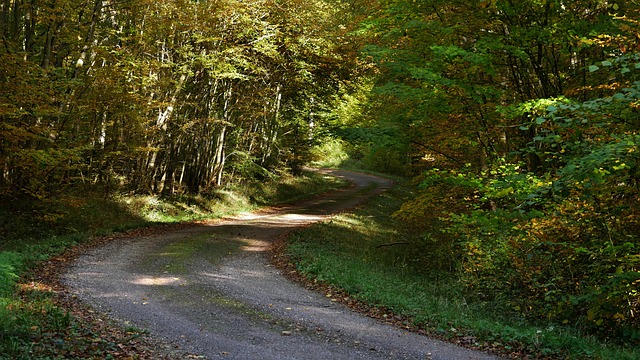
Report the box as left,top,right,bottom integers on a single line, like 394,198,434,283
0,0,361,196
1,0,639,349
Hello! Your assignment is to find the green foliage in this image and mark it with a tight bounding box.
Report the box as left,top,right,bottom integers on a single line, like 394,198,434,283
0,190,148,256
287,180,640,359
410,155,639,342
405,87,640,342
0,253,20,297
0,0,358,198
309,139,350,168
0,295,73,360
332,126,413,175
354,0,640,346
235,170,349,205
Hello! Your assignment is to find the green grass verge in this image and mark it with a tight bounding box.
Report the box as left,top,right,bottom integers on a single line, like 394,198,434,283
0,170,348,359
285,181,639,360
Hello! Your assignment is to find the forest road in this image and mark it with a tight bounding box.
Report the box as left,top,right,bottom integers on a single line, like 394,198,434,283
63,169,501,360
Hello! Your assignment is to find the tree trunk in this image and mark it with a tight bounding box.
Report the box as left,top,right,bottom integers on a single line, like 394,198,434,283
73,0,102,78
214,126,226,187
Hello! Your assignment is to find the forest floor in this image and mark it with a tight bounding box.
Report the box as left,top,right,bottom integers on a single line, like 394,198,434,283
55,170,502,360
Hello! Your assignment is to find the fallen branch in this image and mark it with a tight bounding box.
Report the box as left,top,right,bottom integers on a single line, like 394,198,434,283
376,242,410,248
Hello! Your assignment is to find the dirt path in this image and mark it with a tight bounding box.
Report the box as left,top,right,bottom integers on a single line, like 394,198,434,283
63,170,500,360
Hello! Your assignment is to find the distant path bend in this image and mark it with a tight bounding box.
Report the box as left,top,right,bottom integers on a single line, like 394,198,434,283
64,170,500,360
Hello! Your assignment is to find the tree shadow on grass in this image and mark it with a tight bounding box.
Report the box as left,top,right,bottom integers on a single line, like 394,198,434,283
0,192,148,253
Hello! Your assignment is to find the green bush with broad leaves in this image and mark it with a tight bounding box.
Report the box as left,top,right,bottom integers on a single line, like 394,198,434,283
395,55,640,343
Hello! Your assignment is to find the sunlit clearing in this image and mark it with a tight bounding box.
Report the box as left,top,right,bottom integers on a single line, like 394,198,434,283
132,277,181,286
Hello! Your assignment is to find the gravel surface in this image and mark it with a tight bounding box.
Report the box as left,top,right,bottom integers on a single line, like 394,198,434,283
63,170,501,360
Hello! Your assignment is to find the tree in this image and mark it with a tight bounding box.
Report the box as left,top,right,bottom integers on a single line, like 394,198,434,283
0,0,357,197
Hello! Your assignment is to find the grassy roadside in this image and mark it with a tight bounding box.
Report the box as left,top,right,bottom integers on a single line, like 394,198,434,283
0,170,348,359
284,180,639,360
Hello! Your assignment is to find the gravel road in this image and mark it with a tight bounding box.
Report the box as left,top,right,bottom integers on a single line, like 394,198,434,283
63,170,501,360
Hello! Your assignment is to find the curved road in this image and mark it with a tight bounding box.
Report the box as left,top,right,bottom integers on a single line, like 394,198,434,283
64,170,500,360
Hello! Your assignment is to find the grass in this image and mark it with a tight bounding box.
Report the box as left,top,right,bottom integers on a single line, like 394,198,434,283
0,169,348,359
285,180,640,360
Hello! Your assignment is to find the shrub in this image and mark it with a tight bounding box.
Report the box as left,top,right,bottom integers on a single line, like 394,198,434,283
402,162,640,343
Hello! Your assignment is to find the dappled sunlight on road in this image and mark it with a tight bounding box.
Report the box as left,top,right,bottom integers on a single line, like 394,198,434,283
62,171,494,360
276,213,326,222
228,213,267,221
132,276,182,286
240,239,270,252
227,212,328,225
197,272,234,280
232,268,269,279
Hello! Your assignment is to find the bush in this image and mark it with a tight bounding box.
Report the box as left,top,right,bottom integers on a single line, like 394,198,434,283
362,145,411,176
409,164,640,344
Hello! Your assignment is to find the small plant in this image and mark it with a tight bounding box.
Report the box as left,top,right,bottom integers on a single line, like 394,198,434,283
0,252,20,297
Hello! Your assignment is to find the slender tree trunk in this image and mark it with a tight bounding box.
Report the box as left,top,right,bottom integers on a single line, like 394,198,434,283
11,0,20,41
0,0,9,36
23,1,34,56
41,25,54,68
73,0,102,78
214,126,226,187
162,137,176,196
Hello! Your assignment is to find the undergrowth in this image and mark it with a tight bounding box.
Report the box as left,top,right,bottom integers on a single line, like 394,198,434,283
0,170,347,359
285,181,639,360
